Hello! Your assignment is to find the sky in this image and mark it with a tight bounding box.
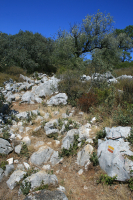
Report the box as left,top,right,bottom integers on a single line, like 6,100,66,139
0,0,133,59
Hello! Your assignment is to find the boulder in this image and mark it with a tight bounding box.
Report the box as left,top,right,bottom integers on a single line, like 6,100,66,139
30,146,54,166
78,123,91,141
16,111,29,119
50,151,63,166
6,170,26,189
20,74,34,83
21,91,35,103
22,171,58,190
97,136,133,181
4,164,14,176
44,119,59,135
77,144,93,166
105,126,131,139
0,138,13,154
62,129,79,150
117,75,133,80
24,189,68,200
47,93,68,106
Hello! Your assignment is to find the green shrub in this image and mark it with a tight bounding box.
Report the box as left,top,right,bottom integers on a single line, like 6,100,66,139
5,66,26,76
127,127,133,145
20,180,31,195
97,174,117,185
128,177,133,191
90,152,99,166
3,131,10,140
20,143,29,158
59,135,79,157
34,181,48,191
0,161,8,170
58,70,86,106
93,129,106,147
113,106,133,126
47,132,58,140
23,168,39,179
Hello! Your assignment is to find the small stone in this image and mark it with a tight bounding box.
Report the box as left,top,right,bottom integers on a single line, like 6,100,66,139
14,160,19,164
42,165,51,170
15,144,22,154
78,169,83,175
84,185,88,189
57,185,66,192
7,158,13,165
23,162,30,170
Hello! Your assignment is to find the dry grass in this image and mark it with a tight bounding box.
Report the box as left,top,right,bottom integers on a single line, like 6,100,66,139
114,67,133,77
0,101,132,200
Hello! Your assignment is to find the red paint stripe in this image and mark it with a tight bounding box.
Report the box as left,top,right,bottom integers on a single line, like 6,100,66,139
108,148,113,153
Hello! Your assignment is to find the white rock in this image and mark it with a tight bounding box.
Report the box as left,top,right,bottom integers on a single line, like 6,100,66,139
23,162,30,169
78,169,83,175
57,185,66,192
42,165,51,170
6,170,26,190
7,158,13,165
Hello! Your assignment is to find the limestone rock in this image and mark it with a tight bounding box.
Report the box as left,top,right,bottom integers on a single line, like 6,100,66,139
62,129,79,150
6,170,26,190
24,189,68,200
23,170,58,190
47,93,68,106
97,137,133,181
0,138,13,154
77,144,93,166
30,146,54,166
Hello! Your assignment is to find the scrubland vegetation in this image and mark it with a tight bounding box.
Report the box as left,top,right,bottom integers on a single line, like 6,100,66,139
0,10,133,127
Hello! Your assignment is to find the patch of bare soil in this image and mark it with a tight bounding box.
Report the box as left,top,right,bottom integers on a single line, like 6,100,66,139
0,103,133,200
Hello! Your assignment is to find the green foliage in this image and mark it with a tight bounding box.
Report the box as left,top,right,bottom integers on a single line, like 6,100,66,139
90,152,99,166
58,118,63,130
58,70,85,106
0,161,8,170
47,132,58,140
128,177,133,191
97,174,117,185
0,31,55,74
20,180,31,195
127,127,133,145
93,129,106,147
23,168,39,179
20,143,29,158
113,106,133,126
59,135,79,157
34,181,48,191
114,61,133,69
3,130,10,140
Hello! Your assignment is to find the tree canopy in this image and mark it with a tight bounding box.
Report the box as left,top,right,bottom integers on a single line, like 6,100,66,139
0,11,133,74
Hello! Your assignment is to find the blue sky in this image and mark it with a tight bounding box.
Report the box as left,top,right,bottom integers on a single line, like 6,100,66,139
0,0,133,59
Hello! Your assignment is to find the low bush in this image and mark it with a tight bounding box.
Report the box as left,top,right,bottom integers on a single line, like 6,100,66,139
93,129,106,148
20,143,29,158
5,66,26,76
128,177,133,191
90,152,99,166
113,106,133,126
20,180,31,195
127,127,133,145
59,135,79,157
77,92,97,113
97,174,117,185
0,161,8,170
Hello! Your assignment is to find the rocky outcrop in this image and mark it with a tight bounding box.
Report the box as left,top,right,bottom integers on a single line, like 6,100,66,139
97,126,133,181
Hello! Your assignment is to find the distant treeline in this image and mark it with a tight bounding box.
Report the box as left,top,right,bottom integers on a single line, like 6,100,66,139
0,11,133,74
